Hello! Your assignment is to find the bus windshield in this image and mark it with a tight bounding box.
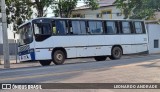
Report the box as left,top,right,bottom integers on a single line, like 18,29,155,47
19,23,33,45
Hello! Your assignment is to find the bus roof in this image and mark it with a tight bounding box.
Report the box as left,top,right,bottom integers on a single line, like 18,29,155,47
18,17,145,28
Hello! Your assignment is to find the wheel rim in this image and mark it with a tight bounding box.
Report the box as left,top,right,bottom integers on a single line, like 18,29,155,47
114,49,120,57
56,53,63,61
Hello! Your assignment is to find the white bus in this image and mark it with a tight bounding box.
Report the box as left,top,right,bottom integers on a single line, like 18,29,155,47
18,18,148,66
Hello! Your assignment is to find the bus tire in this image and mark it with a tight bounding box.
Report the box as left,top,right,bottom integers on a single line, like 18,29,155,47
52,50,65,65
94,56,107,61
109,46,122,60
39,60,52,66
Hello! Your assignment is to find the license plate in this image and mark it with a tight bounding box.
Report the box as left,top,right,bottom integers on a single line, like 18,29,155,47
19,54,31,61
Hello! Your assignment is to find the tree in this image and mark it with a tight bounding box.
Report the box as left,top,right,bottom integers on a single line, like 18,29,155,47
114,0,160,19
4,0,55,31
53,0,98,18
5,0,33,31
31,0,55,17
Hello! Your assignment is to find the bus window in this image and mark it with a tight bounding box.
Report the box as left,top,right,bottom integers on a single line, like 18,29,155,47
89,21,103,34
80,21,87,34
19,23,33,45
72,21,81,34
72,21,86,35
68,21,73,34
121,22,132,34
55,20,67,35
52,21,57,35
34,23,52,35
121,22,131,34
134,22,143,34
106,21,117,34
97,21,103,34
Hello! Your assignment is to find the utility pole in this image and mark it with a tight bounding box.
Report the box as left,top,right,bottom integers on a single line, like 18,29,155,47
1,0,10,68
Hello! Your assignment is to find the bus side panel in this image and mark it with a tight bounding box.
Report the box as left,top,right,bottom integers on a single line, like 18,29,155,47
86,46,111,57
134,34,148,53
34,36,88,59
63,36,88,58
87,35,111,56
120,35,136,54
104,35,122,53
65,48,77,58
104,35,121,45
35,49,52,60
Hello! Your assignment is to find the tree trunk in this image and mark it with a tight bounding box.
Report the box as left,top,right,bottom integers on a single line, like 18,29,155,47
35,0,44,17
37,9,43,17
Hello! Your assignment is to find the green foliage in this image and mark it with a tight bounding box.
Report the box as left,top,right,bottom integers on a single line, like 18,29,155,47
114,0,160,19
53,0,98,18
84,0,99,10
2,0,98,31
5,0,33,31
4,0,55,31
54,0,77,17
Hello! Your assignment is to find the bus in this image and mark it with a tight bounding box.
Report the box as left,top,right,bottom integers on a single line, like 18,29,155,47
18,17,148,66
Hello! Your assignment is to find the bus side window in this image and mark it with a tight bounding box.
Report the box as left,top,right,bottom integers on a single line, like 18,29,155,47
55,20,67,35
115,21,120,34
141,22,146,33
88,21,103,34
106,21,117,34
65,21,69,34
121,21,132,34
72,21,80,35
130,22,135,34
134,21,145,34
68,21,73,34
86,21,90,34
52,21,57,35
80,21,87,34
71,20,87,35
96,21,103,34
102,21,106,34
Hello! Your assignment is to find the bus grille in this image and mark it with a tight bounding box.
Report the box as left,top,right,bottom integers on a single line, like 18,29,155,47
18,45,30,52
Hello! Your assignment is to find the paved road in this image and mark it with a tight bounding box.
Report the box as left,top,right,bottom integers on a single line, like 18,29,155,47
0,54,160,92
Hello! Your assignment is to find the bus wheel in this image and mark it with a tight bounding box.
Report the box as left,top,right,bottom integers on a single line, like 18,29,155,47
39,60,52,66
109,46,122,60
94,56,107,61
52,50,65,65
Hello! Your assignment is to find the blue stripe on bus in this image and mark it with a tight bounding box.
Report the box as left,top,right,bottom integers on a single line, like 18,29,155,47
30,52,35,60
19,49,35,61
19,49,34,55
